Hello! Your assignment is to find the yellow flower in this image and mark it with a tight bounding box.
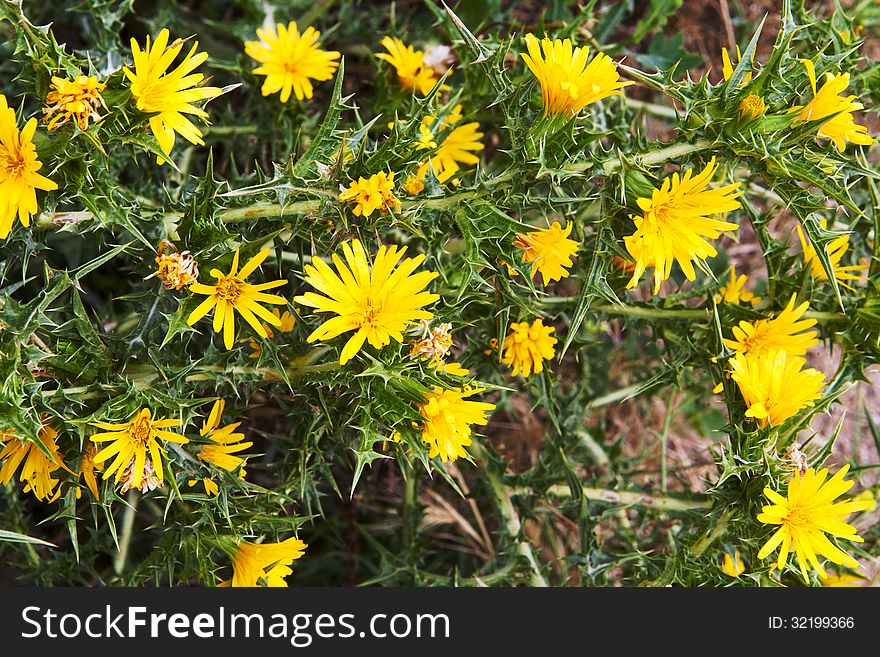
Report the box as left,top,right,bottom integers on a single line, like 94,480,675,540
721,549,746,577
418,387,495,462
226,537,307,587
376,36,440,95
433,361,470,376
187,249,288,350
338,171,401,217
153,244,199,290
294,239,439,365
520,33,630,116
90,408,188,490
724,294,818,357
513,221,580,285
403,175,425,195
197,399,252,476
757,464,872,582
0,94,59,240
792,60,876,152
76,442,101,500
624,157,742,294
43,75,108,131
124,29,222,164
417,121,484,184
721,46,753,85
715,266,761,305
501,318,557,378
244,22,340,103
0,422,67,502
188,478,219,496
796,224,867,291
820,573,867,587
738,93,766,120
728,349,825,427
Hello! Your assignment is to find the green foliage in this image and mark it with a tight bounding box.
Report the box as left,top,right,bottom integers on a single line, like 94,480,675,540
0,0,878,588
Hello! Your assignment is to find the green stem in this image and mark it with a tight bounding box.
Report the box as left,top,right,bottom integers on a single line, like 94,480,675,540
114,490,139,577
691,507,734,556
626,98,679,119
521,484,712,512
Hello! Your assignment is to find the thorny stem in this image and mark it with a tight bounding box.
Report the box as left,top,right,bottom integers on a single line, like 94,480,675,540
519,484,713,512
114,490,139,577
471,444,548,587
690,507,735,556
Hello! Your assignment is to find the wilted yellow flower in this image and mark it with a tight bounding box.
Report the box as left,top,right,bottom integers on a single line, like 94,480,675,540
792,60,876,152
153,243,200,290
197,399,252,477
728,349,825,427
820,572,867,587
418,387,495,462
244,22,340,103
376,36,441,95
738,93,766,120
90,408,187,490
721,46,753,85
724,294,818,357
43,75,107,131
624,157,742,294
0,94,59,240
76,442,101,500
514,221,580,285
757,464,872,582
338,171,401,217
243,307,295,358
187,249,288,350
188,478,219,496
501,318,557,378
409,321,453,365
225,537,307,587
715,265,761,305
0,422,67,502
521,34,629,116
118,457,164,494
721,549,746,577
417,121,484,184
796,224,867,291
295,239,439,364
433,361,470,376
124,29,222,164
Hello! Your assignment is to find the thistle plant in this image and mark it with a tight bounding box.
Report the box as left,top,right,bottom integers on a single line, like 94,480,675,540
0,0,878,588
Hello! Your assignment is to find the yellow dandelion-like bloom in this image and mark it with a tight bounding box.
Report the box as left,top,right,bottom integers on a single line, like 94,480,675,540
124,29,222,164
624,157,742,294
403,175,425,195
796,224,867,291
501,318,557,378
728,349,825,427
721,46,753,85
225,537,307,587
197,399,252,477
76,442,102,500
417,121,484,184
520,33,630,116
90,408,188,489
294,239,439,365
153,243,200,291
0,94,59,240
792,60,876,152
375,36,440,95
43,75,108,131
738,93,766,120
513,221,580,285
721,549,746,577
715,265,761,305
418,387,496,462
757,464,872,582
724,294,818,357
187,249,288,350
0,422,67,502
244,22,340,103
338,171,401,217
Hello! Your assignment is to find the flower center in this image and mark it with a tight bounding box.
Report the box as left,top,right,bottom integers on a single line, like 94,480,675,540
360,302,382,327
216,275,245,301
741,95,763,113
0,147,27,178
129,417,153,446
